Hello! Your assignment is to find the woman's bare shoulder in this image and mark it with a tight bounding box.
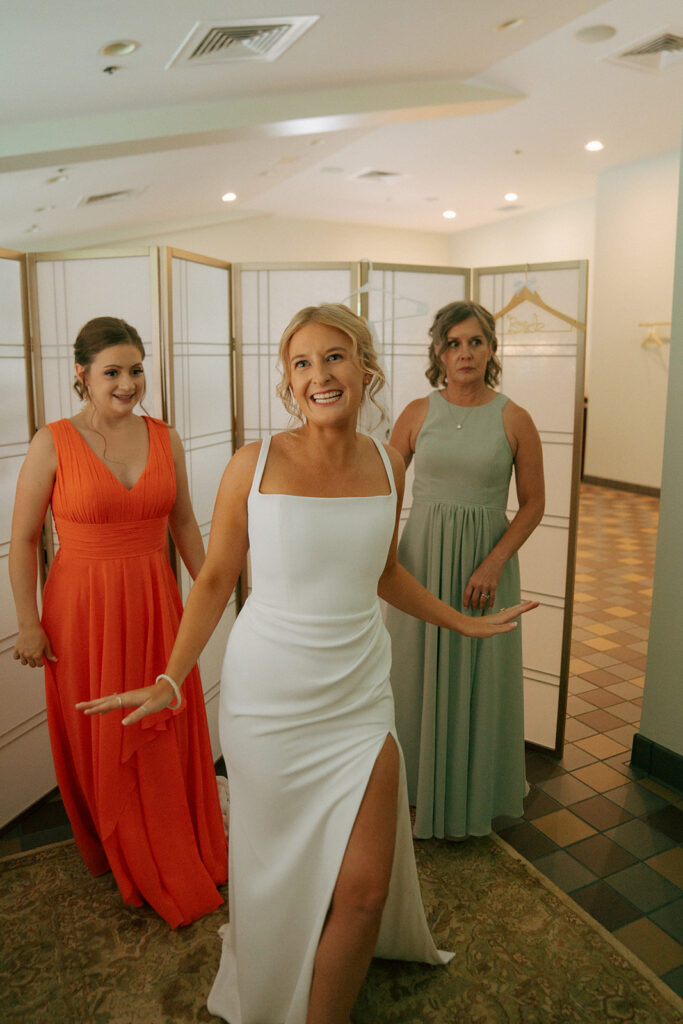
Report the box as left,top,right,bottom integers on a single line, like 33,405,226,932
382,441,406,488
398,395,430,424
26,425,58,467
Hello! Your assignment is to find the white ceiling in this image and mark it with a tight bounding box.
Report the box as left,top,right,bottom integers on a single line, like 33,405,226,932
1,0,682,251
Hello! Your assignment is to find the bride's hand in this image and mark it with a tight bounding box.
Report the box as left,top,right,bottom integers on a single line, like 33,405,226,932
460,600,539,638
76,677,176,725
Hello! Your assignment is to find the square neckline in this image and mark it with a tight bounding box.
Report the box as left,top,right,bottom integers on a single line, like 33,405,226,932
255,434,395,500
64,416,152,493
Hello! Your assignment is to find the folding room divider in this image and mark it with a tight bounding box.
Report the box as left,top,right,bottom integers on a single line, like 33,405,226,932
0,250,586,824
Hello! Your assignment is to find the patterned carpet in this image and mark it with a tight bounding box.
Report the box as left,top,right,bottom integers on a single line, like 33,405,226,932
2,835,683,1024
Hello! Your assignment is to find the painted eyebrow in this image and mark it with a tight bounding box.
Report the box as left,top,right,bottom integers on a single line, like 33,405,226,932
102,362,143,369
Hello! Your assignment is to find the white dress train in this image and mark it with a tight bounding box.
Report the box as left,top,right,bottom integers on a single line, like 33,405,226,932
207,435,452,1024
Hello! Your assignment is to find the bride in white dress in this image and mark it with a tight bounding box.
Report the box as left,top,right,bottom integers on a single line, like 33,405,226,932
87,304,536,1024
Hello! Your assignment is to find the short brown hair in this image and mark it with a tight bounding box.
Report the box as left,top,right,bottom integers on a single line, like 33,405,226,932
276,304,386,423
426,301,501,389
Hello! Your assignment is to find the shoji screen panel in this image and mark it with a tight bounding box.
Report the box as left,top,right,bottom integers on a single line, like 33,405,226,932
163,249,234,757
475,262,587,753
0,251,57,826
361,263,469,524
28,249,162,562
235,264,358,444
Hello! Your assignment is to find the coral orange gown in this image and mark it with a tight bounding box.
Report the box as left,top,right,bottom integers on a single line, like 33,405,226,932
41,416,227,927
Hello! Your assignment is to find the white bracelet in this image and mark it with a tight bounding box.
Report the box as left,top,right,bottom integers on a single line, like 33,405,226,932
156,673,182,710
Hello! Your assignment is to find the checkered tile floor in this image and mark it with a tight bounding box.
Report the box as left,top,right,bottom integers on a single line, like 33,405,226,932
2,484,681,997
497,483,683,998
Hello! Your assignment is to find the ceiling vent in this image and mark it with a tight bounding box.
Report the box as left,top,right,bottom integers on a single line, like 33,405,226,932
605,28,683,73
167,17,319,68
76,189,142,207
351,169,405,183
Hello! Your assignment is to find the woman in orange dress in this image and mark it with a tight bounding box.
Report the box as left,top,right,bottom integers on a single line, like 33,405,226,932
9,316,227,927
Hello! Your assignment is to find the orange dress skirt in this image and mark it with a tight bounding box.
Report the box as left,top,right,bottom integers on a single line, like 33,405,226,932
42,417,227,927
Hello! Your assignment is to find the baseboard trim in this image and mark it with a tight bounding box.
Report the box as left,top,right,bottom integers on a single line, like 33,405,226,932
631,733,683,792
582,475,660,497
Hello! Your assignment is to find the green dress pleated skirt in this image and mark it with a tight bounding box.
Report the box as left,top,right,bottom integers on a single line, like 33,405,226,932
386,390,527,839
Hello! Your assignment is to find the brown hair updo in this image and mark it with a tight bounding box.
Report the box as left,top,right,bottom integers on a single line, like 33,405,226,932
426,300,501,389
73,317,145,401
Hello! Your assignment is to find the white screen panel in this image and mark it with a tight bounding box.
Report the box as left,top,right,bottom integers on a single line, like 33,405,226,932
239,266,355,442
169,254,232,757
0,454,23,544
186,441,233,527
0,257,23,340
522,602,565,677
524,677,561,749
366,265,468,506
477,262,585,751
367,267,467,441
1,253,57,825
500,355,576,434
35,255,161,424
518,521,569,598
542,442,574,519
0,358,31,447
171,255,232,534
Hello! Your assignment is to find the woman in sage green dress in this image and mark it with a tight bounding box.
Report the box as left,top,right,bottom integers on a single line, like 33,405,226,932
386,300,545,840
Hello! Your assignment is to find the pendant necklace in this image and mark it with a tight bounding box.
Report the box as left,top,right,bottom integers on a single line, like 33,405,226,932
443,395,479,430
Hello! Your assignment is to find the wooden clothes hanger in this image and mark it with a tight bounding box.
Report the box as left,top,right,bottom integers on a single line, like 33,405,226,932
493,284,586,332
639,321,670,347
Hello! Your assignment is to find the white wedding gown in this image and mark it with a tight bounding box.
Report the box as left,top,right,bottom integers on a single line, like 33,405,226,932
207,435,452,1024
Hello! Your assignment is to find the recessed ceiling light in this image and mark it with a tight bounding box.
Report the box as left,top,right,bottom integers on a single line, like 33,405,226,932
443,210,457,220
498,18,525,31
585,140,604,152
574,25,616,44
46,174,68,183
504,192,519,202
100,40,140,56
221,192,237,202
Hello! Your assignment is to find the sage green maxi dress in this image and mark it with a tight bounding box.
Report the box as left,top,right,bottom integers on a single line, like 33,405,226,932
386,390,527,839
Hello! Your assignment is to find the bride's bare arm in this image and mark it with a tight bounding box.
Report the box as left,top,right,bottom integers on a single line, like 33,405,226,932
377,445,537,637
78,442,259,722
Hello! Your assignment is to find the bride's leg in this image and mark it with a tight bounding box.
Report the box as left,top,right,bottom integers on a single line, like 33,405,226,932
306,734,399,1024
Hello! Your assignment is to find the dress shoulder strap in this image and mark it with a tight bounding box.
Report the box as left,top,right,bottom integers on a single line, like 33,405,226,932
369,435,397,498
249,436,272,497
45,419,79,464
143,416,175,479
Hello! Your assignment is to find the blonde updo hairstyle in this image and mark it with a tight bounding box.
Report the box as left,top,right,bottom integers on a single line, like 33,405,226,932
276,303,386,423
426,300,501,389
73,316,146,401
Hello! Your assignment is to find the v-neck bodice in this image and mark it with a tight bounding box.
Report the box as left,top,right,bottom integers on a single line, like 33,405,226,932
47,416,176,528
65,417,151,493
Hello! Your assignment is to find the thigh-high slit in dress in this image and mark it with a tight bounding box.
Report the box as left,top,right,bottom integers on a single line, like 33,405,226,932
207,435,451,1024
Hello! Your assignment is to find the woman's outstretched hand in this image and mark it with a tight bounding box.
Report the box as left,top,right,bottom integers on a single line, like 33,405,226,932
460,600,539,638
76,677,176,726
